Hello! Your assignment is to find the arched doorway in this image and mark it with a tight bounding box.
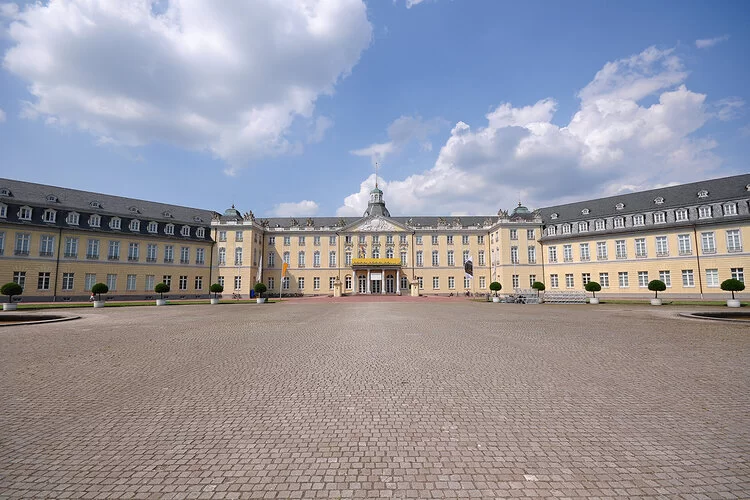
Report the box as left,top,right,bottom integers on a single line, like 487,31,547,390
385,275,395,294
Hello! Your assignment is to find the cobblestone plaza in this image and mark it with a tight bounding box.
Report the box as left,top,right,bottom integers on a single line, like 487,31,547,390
1,302,748,499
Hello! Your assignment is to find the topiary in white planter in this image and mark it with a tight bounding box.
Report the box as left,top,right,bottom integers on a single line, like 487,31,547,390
1,282,22,311
721,279,744,308
648,280,666,306
209,283,223,305
585,281,601,305
91,283,108,308
154,282,170,306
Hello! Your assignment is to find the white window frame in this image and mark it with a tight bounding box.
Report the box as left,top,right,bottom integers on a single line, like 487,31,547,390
109,217,121,230
42,209,57,223
66,212,79,225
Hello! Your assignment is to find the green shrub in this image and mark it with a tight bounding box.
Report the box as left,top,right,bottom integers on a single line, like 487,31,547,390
584,281,601,298
91,283,109,301
254,282,267,298
209,283,224,298
648,279,667,298
1,282,23,303
489,281,502,296
154,282,170,299
720,278,745,300
531,281,545,296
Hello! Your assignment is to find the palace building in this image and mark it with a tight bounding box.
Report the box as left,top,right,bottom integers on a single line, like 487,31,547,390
1,173,749,301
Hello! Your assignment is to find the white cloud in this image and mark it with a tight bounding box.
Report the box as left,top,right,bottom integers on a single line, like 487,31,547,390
714,97,745,121
307,116,334,144
351,114,445,164
271,200,319,217
402,0,428,7
339,46,728,216
0,3,19,18
3,0,372,171
0,108,5,122
695,35,729,49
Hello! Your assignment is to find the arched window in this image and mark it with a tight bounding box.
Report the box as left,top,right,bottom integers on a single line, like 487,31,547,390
386,248,394,259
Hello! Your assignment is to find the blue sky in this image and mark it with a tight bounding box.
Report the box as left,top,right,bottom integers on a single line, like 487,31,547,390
0,0,748,217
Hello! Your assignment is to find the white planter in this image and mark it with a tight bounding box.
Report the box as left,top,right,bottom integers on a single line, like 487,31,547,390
727,299,741,308
589,297,599,304
256,297,266,304
492,296,500,303
156,299,167,306
210,298,220,305
93,300,105,308
3,303,17,311
651,298,662,306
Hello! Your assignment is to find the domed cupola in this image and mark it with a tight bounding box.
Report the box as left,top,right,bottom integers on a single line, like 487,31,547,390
363,185,390,217
511,201,530,217
223,204,242,219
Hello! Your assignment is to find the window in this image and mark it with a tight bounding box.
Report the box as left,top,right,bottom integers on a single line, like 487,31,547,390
462,250,470,263
510,246,519,264
550,274,559,288
85,273,96,291
13,271,26,289
234,276,242,290
726,230,742,252
282,277,290,290
233,231,243,242
479,276,486,289
509,229,517,240
633,214,645,226
616,203,624,210
180,247,189,264
195,276,203,290
39,235,55,257
298,251,305,267
299,236,305,245
216,276,223,289
618,272,629,288
595,219,605,231
129,219,140,232
723,203,738,216
283,236,290,246
62,273,75,291
678,234,692,255
371,247,380,258
615,240,626,259
656,236,668,256
448,276,455,289
563,244,572,262
179,275,188,291
477,235,484,245
127,274,137,291
701,232,716,254
0,203,6,219
705,269,719,288
359,235,366,245
18,206,32,221
562,224,571,235
731,268,744,283
109,217,121,230
180,226,190,237
313,236,321,246
596,242,607,260
579,243,590,261
638,271,649,288
313,277,321,291
581,208,590,215
432,276,439,289
42,209,56,223
386,248,394,259
400,251,408,266
447,250,455,266
64,237,78,258
90,201,102,209
416,250,424,267
15,233,31,255
371,235,379,244
108,241,120,260
675,209,688,221
218,248,226,265
329,277,335,290
328,251,336,267
196,228,205,238
565,274,574,288
164,224,174,235
345,251,352,266
578,222,588,233
330,235,336,245
654,197,664,205
659,270,671,287
66,212,79,225
478,251,485,266
216,231,226,242
527,229,535,240
106,274,117,291
432,250,439,266
599,273,609,288
653,212,666,224
298,277,305,290
682,269,695,287
431,235,439,245
635,238,647,258
0,231,4,255
267,277,275,290
283,251,290,264
528,275,536,287
268,236,276,245
418,277,424,290
698,206,712,219
196,248,205,265
614,217,625,229
87,239,100,259
235,248,243,265
548,246,557,263
462,235,470,245
312,251,320,267
164,245,174,263
345,276,352,290
581,273,591,286
400,234,408,245
127,242,139,261
38,272,51,290
512,275,519,289
546,226,557,236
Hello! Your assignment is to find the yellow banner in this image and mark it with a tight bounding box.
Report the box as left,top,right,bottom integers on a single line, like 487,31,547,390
282,262,288,276
351,258,401,266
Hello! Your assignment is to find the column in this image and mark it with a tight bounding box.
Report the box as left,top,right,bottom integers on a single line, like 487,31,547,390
381,270,386,294
367,269,371,294
396,269,401,294
353,271,357,295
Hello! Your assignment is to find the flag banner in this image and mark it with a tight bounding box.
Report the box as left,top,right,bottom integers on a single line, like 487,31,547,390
464,257,473,279
282,262,288,277
256,253,263,284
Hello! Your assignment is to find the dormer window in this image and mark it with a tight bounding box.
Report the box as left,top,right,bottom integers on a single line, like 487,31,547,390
653,212,666,224
578,221,588,233
633,214,645,226
614,217,625,228
698,206,712,219
196,227,206,238
129,219,141,232
66,212,80,225
0,188,11,197
697,190,709,199
42,209,57,223
654,197,664,205
561,224,571,234
615,203,625,210
18,206,32,220
193,216,203,223
546,226,557,236
147,221,158,233
746,184,750,192
109,217,122,230
723,203,738,216
165,223,175,235
128,206,140,214
89,214,101,227
90,201,102,209
595,219,605,231
162,211,173,218
180,225,190,237
550,213,558,220
581,208,590,215
45,194,58,203
675,208,688,221
0,203,7,218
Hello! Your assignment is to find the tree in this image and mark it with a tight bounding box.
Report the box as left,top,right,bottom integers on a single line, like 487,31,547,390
720,278,745,300
154,282,170,299
489,281,502,297
648,279,666,299
254,282,267,299
1,282,23,303
584,281,601,298
91,283,109,301
531,281,545,297
209,283,224,299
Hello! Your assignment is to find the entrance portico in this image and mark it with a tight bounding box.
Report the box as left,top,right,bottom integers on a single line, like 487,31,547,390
351,258,402,295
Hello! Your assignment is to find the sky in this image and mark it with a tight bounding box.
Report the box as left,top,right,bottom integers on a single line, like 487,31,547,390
0,0,748,218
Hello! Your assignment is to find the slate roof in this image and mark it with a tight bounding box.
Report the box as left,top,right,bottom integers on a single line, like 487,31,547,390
254,215,498,230
538,174,750,224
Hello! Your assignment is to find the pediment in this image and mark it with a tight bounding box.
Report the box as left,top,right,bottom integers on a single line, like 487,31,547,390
344,216,408,233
